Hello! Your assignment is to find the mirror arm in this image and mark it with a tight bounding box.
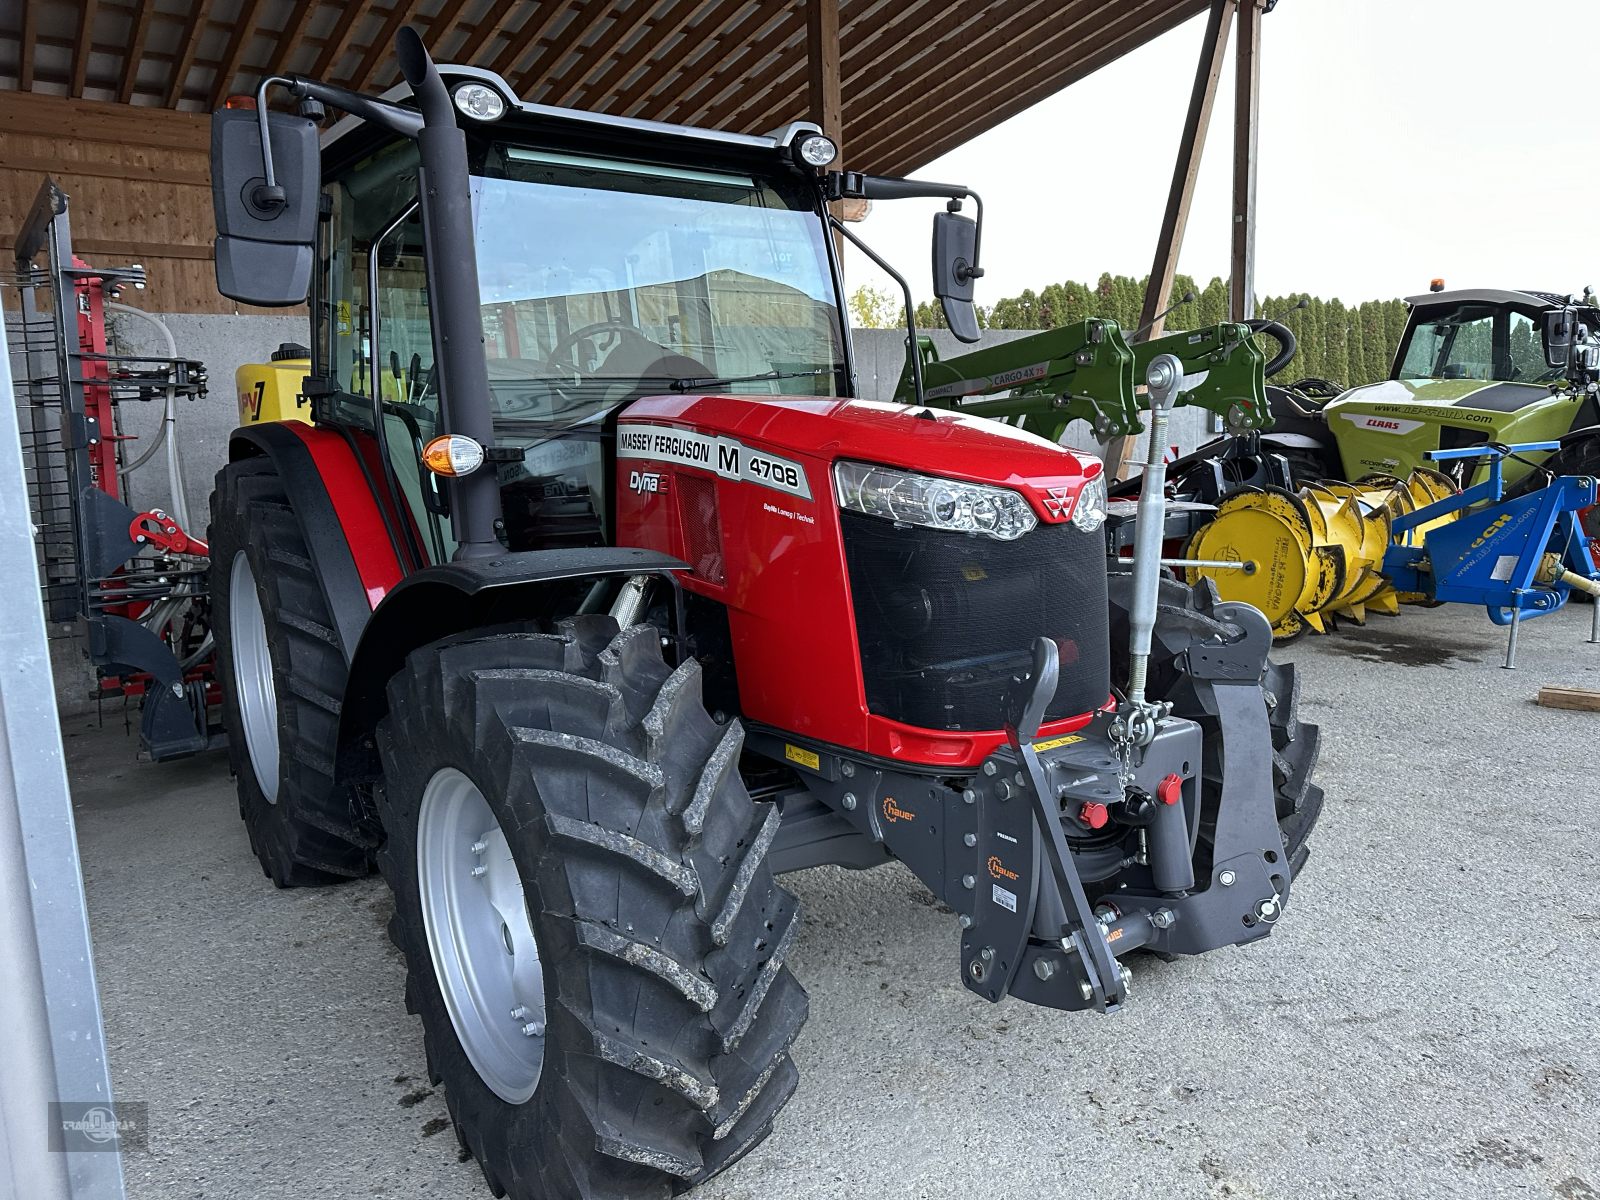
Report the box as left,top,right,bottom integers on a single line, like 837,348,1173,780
250,75,296,209
250,74,426,212
964,190,984,284
826,172,986,285
285,77,426,140
830,215,925,408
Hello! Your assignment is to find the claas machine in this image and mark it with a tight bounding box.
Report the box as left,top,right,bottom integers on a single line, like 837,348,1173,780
208,30,1322,1198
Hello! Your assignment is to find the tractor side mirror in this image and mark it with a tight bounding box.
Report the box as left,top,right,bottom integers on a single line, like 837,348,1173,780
211,108,320,307
932,209,982,344
1545,308,1576,368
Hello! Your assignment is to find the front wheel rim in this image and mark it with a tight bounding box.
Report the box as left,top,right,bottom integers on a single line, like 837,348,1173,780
229,551,280,803
417,768,546,1104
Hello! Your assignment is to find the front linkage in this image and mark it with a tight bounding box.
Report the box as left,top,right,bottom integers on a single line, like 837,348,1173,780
747,594,1287,1015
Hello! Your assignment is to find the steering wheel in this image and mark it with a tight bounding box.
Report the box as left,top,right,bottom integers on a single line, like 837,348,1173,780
547,321,661,376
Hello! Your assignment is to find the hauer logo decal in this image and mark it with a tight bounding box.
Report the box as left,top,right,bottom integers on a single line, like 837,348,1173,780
629,470,668,496
987,855,1019,881
882,797,914,823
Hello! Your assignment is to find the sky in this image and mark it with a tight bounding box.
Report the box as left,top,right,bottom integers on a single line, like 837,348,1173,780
841,0,1600,314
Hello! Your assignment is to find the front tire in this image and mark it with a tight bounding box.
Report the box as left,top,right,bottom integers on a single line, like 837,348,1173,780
376,617,807,1199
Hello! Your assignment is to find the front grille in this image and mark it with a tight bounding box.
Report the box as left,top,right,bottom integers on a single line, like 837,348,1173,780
840,511,1110,731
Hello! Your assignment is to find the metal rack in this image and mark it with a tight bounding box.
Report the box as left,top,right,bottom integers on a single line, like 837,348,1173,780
5,177,221,760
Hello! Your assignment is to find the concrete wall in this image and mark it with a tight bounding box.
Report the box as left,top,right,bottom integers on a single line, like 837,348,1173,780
105,311,310,530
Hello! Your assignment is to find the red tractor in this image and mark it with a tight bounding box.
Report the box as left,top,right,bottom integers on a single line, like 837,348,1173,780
209,31,1321,1199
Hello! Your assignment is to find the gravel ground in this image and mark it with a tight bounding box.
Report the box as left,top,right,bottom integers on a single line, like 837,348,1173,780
68,600,1600,1200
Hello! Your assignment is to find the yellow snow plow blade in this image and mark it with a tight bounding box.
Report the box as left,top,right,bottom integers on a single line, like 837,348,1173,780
1183,470,1460,639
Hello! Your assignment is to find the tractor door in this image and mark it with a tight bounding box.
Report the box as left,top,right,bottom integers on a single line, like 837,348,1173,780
318,140,615,561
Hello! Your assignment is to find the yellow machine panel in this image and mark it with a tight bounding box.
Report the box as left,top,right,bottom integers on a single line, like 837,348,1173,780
237,345,312,425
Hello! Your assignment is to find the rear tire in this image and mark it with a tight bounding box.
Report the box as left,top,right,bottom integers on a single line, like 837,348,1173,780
210,458,368,886
376,617,807,1200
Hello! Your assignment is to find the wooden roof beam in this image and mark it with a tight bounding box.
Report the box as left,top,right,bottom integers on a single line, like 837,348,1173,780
537,0,713,109
262,0,322,79
118,0,157,102
208,0,273,109
837,0,948,87
604,0,768,119
165,0,217,108
1139,0,1236,340
870,0,1203,175
348,0,428,92
453,0,525,67
1230,0,1262,321
506,0,614,97
849,0,1146,159
655,5,801,125
422,0,475,51
807,0,841,153
311,0,381,82
71,0,100,97
844,0,1052,129
20,0,37,91
485,0,573,85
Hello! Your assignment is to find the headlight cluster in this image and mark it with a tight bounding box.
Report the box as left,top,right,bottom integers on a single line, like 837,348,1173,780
833,460,1038,541
1071,472,1107,532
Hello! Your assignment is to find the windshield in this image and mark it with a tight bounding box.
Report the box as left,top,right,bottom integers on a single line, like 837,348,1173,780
469,146,845,425
1395,302,1559,383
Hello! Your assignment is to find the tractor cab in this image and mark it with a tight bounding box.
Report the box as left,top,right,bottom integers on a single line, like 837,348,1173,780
305,71,851,562
1321,288,1600,485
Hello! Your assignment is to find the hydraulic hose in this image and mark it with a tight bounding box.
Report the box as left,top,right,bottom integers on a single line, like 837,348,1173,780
107,303,190,531
1245,318,1298,378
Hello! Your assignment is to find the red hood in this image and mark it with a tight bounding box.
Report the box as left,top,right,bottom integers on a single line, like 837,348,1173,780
620,394,1102,522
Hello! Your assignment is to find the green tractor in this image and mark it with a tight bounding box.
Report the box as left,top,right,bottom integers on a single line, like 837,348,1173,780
1312,287,1600,488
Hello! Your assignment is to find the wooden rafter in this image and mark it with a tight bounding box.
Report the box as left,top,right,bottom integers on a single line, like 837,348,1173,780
871,0,1204,176
262,0,322,78
422,0,476,52
487,1,573,85
605,0,767,118
1138,0,1235,340
510,0,612,97
536,0,684,109
20,0,37,91
851,0,1141,162
118,0,157,102
165,0,217,108
651,2,797,125
805,0,840,150
844,0,1047,139
688,10,813,130
1230,0,1262,321
349,0,428,92
837,0,948,86
71,0,101,97
208,0,273,109
311,0,381,82
454,0,526,67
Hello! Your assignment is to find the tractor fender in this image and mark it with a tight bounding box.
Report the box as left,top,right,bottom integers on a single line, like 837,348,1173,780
332,547,688,784
229,422,389,664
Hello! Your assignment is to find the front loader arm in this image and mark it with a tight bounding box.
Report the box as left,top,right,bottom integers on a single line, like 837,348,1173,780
891,319,1142,441
890,318,1272,441
1133,322,1270,431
